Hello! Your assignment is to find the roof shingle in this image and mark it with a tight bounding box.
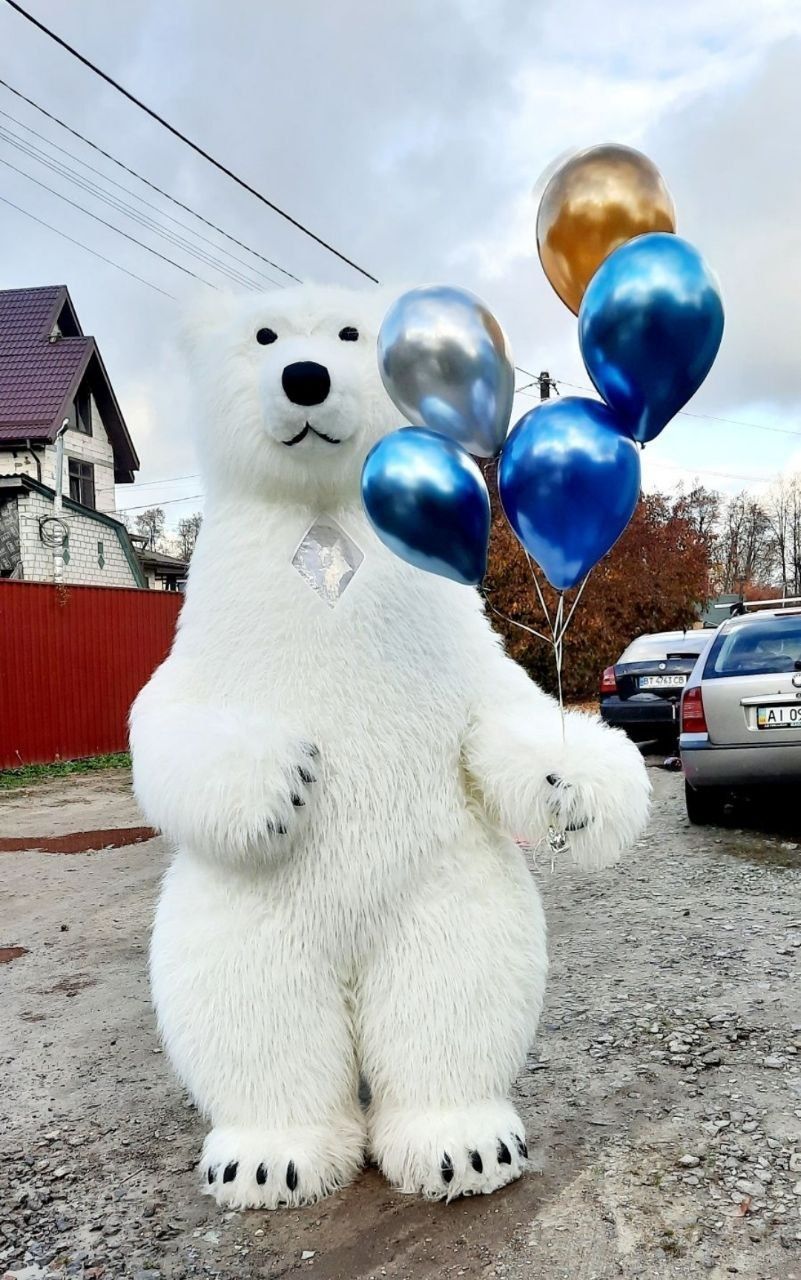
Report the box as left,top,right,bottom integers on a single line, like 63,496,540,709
0,285,91,439
0,285,138,480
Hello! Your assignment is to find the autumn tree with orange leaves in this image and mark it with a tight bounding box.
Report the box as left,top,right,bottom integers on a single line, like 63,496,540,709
480,465,716,700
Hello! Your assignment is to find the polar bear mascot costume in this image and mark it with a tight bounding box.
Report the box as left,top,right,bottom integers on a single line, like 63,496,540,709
131,284,650,1210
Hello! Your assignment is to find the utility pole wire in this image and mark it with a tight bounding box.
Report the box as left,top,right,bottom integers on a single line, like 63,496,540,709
2,0,379,283
0,78,301,283
0,192,176,298
0,123,266,290
0,106,283,287
0,153,217,286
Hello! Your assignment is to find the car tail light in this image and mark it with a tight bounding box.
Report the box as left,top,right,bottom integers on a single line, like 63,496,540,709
600,665,617,695
681,686,708,734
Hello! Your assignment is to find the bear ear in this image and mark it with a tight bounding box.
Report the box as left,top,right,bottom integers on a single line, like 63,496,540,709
178,289,242,359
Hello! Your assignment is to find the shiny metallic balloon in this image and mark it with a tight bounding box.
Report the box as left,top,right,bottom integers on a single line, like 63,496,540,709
537,144,676,315
498,398,641,591
579,233,724,445
377,285,515,458
361,426,491,586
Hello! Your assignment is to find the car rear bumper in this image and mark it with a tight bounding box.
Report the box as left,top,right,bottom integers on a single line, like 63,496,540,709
680,735,801,786
601,696,678,734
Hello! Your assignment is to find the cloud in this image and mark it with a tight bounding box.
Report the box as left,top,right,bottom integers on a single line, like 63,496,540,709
0,0,799,508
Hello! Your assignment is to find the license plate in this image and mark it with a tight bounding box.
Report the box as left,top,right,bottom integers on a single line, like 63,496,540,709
639,675,687,689
757,705,801,729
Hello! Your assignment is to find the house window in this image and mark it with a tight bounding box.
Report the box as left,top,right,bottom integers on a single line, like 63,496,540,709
68,458,95,509
74,386,92,436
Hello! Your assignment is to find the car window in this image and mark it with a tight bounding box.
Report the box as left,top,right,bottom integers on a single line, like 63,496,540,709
618,634,703,663
704,616,801,679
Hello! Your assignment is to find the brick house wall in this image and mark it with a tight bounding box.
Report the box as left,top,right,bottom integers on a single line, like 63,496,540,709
0,393,117,516
15,487,141,587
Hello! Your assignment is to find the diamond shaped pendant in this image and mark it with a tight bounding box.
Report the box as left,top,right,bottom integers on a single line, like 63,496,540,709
291,516,363,608
547,825,569,855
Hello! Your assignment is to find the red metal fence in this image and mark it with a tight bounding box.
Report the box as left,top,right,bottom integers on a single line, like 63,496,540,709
0,581,181,768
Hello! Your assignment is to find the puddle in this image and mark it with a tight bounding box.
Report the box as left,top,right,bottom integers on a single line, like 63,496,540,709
704,834,801,870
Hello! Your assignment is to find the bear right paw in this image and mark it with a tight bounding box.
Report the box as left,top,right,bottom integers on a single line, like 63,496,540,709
215,738,320,860
201,1120,364,1209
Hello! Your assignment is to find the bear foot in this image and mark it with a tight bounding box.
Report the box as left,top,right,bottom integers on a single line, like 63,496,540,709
201,1119,365,1209
370,1099,528,1201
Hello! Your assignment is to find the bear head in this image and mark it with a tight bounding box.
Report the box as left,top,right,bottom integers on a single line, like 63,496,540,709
184,285,400,505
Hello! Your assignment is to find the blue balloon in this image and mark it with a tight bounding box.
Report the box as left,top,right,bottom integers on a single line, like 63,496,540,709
362,427,491,585
579,233,724,444
498,398,641,591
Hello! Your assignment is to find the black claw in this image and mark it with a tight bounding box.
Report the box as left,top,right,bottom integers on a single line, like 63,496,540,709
207,1165,216,1184
256,1163,268,1186
291,793,305,807
469,1150,483,1173
286,1160,298,1191
223,1161,238,1183
441,1153,454,1184
297,767,316,786
515,1136,528,1160
497,1141,511,1165
276,823,287,835
306,743,319,758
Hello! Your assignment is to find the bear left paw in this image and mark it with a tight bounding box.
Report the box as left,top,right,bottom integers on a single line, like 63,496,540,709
201,1119,365,1210
369,1099,528,1201
542,716,651,869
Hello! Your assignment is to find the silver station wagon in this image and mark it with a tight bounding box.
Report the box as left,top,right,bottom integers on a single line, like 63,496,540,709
680,605,801,824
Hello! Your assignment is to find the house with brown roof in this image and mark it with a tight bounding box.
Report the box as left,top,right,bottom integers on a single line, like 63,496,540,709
0,284,144,586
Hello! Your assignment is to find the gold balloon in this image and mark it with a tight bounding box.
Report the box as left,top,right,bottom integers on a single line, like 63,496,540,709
536,144,677,315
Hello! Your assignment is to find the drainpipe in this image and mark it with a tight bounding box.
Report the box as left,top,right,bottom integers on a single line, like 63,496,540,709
52,418,69,582
24,438,42,483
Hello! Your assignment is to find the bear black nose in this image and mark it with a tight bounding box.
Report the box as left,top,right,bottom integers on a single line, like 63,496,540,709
282,361,331,407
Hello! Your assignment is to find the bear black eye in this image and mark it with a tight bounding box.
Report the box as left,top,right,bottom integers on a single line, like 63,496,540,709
256,327,277,345
339,326,359,342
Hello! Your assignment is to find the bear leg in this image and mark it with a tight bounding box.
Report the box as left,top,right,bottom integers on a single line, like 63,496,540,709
355,840,547,1200
150,854,365,1208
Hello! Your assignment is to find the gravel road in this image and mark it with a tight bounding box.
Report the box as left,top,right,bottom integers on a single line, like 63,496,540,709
1,761,800,1280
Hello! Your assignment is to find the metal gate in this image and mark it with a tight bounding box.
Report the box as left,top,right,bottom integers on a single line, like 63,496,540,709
0,581,181,768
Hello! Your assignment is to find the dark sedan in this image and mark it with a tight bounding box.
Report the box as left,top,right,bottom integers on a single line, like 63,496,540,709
600,631,709,746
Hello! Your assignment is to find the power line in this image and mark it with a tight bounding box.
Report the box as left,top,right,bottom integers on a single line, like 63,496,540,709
0,81,299,284
0,124,264,291
0,103,282,286
0,121,269,290
0,191,175,299
554,379,801,439
116,473,201,489
2,0,379,283
119,493,204,512
645,458,774,484
0,152,217,287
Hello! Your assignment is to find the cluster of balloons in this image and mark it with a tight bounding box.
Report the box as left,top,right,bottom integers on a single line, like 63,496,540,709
362,144,725,596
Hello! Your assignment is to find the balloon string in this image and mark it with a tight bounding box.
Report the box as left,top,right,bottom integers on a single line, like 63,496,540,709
527,554,555,632
554,592,566,743
555,572,590,644
484,564,592,745
482,592,552,646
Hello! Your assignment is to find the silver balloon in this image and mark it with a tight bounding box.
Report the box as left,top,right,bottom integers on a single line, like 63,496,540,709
377,285,515,458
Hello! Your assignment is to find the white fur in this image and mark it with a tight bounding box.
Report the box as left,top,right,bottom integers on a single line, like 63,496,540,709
131,284,650,1209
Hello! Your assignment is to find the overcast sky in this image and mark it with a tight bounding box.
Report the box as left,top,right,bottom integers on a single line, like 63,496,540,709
1,0,800,527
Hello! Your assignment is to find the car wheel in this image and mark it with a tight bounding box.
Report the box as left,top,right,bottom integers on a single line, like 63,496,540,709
684,780,723,825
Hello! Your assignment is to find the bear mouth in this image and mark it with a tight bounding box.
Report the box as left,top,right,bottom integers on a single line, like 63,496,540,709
282,423,342,447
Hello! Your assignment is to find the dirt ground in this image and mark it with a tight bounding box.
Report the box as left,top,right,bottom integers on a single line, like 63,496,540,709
2,761,801,1280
